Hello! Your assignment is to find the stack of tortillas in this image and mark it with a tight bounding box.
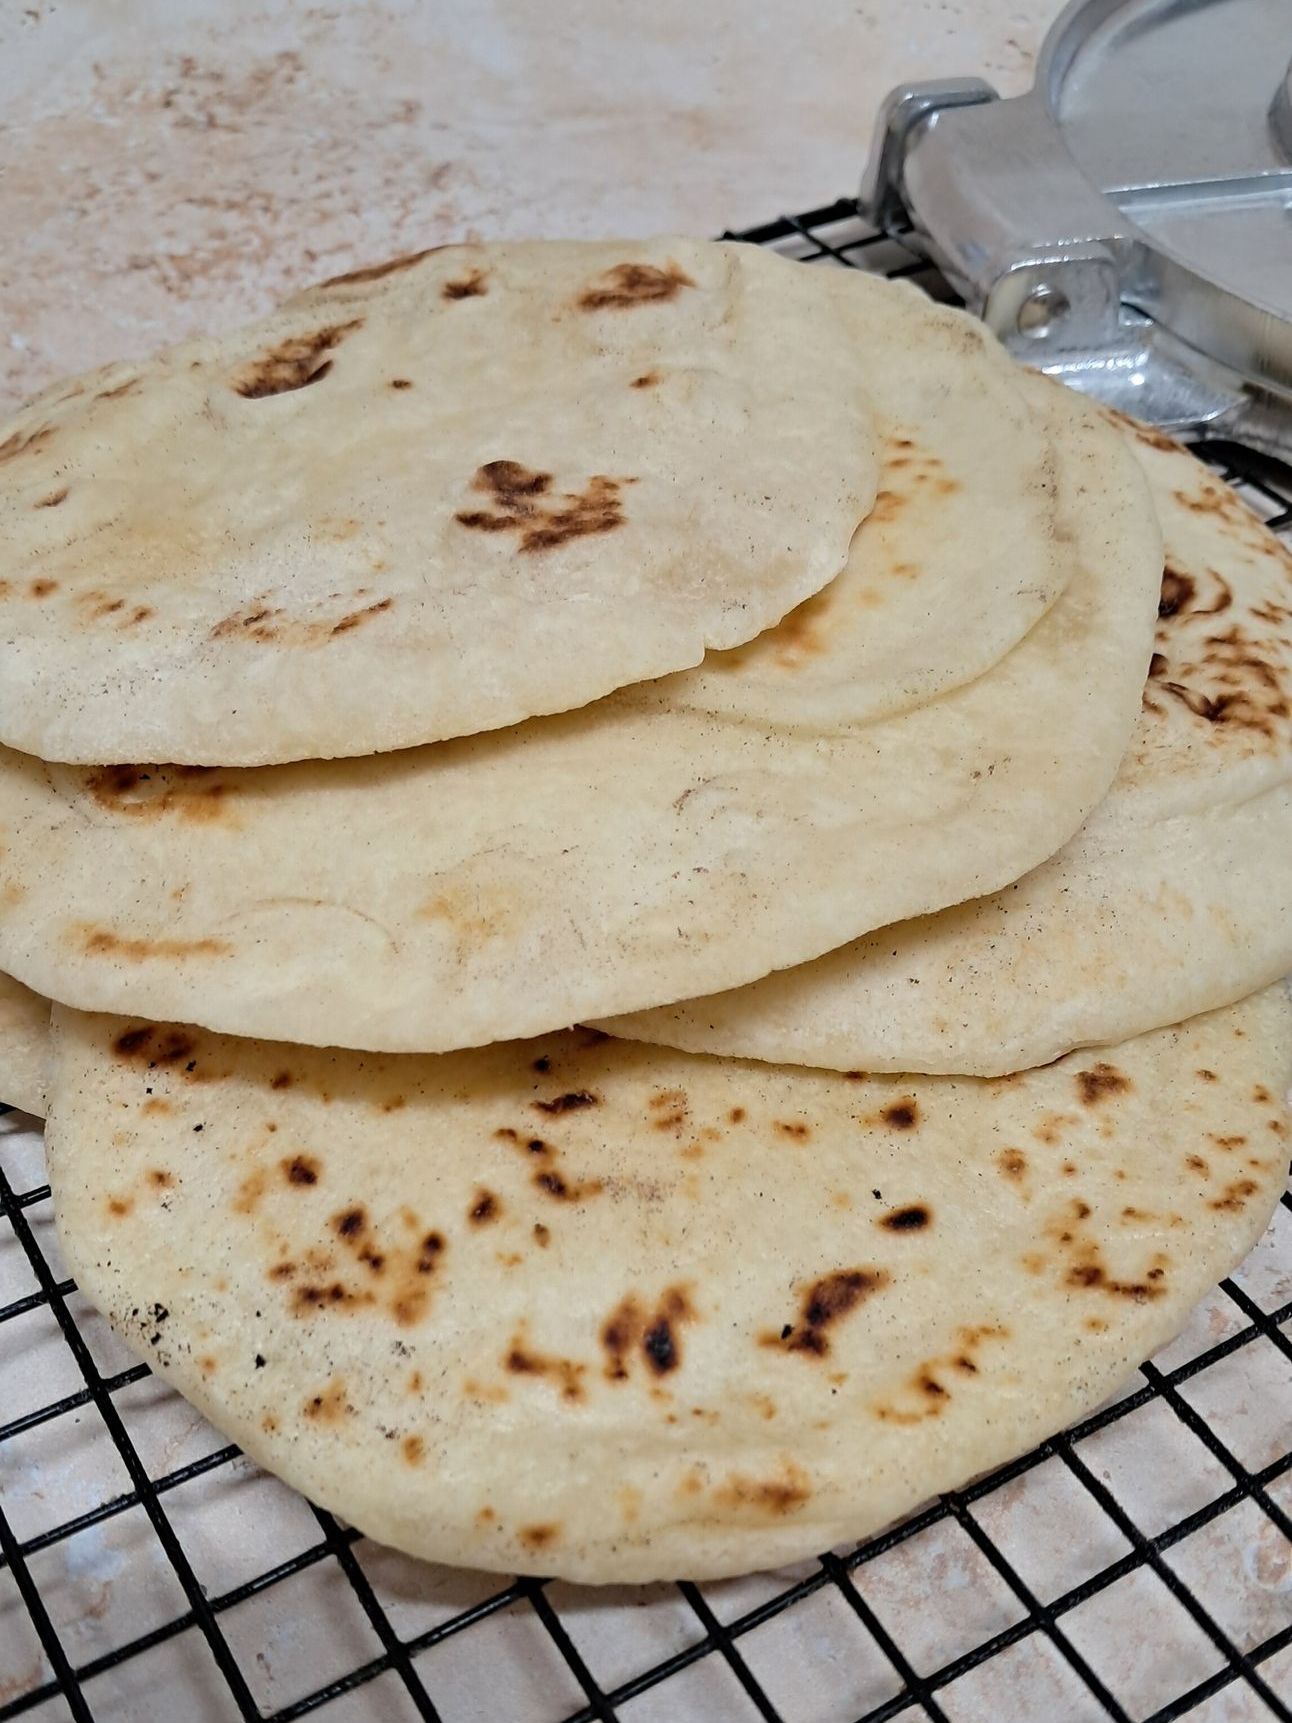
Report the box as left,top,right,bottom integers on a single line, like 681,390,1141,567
1,238,1287,1584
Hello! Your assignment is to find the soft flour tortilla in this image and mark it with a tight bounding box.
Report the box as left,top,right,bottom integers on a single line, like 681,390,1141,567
0,239,880,766
608,417,1292,1075
47,988,1291,1583
660,280,1065,731
0,971,47,1117
0,376,1161,1053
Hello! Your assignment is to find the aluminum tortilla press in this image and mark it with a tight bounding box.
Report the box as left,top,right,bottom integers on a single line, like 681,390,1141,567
858,0,1292,461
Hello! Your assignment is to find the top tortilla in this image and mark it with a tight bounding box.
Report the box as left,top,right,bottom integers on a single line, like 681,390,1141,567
0,239,880,765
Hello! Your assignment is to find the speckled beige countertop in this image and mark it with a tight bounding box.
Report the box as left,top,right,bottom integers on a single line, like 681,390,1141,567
0,0,1046,412
2,5,1290,1721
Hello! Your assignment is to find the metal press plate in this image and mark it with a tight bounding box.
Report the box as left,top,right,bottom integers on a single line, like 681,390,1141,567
1043,0,1292,320
861,0,1292,450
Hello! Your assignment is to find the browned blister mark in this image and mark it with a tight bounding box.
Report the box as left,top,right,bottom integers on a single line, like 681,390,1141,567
321,248,442,288
442,268,488,300
302,1378,352,1421
233,320,362,397
285,1209,444,1328
763,1268,890,1359
1075,1064,1131,1106
879,1204,931,1233
532,1168,604,1202
602,1286,696,1380
1033,1112,1076,1148
81,926,230,961
1158,567,1196,618
76,590,132,625
232,1169,268,1216
1159,675,1289,735
532,1089,600,1115
1149,580,1290,740
0,424,55,466
330,598,392,636
1209,1177,1261,1212
87,764,238,825
874,1324,1009,1424
208,596,392,646
454,461,631,551
468,1188,501,1226
648,1088,689,1131
1113,413,1182,456
505,1335,586,1403
112,1024,198,1067
576,260,696,310
1035,1196,1172,1301
880,1098,919,1130
717,584,843,676
711,1458,812,1516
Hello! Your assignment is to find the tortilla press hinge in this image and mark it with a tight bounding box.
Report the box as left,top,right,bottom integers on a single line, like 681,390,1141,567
857,0,1292,461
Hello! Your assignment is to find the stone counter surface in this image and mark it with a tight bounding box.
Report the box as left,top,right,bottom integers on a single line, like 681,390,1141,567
1,0,1044,410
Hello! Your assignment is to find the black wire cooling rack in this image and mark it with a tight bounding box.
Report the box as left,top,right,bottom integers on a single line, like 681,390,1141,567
1,200,1290,1723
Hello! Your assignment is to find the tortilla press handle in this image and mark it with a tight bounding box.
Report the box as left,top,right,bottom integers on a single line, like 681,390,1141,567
857,79,1250,440
861,81,1129,354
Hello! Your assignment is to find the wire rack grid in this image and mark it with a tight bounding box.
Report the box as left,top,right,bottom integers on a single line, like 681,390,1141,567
0,201,1290,1723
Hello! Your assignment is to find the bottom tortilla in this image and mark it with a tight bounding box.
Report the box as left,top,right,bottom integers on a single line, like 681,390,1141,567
45,988,1290,1583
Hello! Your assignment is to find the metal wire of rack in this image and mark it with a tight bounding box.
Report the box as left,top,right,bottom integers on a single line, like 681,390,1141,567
0,200,1289,1723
